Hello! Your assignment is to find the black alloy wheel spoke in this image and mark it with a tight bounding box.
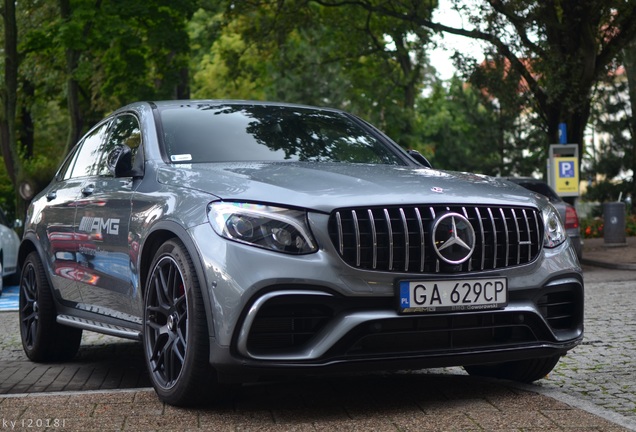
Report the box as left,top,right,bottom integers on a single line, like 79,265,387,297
146,256,189,387
20,265,38,349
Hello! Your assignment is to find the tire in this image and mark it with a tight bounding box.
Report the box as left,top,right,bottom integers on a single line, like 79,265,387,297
143,239,218,406
463,355,561,383
19,252,83,362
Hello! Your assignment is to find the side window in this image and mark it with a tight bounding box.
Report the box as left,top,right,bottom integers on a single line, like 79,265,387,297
58,145,80,181
97,114,142,176
66,122,110,179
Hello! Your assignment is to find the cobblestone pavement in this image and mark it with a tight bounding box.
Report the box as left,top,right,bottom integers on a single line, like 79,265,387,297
0,264,635,430
535,265,636,419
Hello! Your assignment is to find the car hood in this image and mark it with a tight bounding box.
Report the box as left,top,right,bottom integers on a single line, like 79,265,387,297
156,162,539,213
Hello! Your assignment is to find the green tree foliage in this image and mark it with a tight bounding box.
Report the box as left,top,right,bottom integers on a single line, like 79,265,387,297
584,62,633,203
623,38,636,202
3,0,634,220
313,0,636,165
417,77,504,175
189,8,269,99
463,53,549,177
0,0,198,216
203,0,437,148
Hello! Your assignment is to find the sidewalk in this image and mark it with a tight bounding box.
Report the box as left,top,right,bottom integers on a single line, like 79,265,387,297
580,236,636,270
0,374,634,431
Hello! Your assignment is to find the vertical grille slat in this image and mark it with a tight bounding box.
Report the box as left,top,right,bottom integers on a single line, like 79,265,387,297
533,212,542,256
521,209,532,262
384,209,394,271
368,209,378,269
511,209,521,265
487,208,498,269
329,205,543,274
335,212,344,255
399,208,409,271
475,207,486,270
500,208,510,266
414,207,425,272
352,210,361,267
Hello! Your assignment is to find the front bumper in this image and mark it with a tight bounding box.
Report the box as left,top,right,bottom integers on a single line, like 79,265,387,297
188,219,583,379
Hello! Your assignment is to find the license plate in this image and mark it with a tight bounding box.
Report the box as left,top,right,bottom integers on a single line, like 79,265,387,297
398,277,507,313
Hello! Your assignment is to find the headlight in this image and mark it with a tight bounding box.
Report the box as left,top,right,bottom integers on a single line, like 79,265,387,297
207,202,318,254
543,204,567,248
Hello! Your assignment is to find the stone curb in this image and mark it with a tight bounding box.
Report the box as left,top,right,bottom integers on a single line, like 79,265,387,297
581,258,636,271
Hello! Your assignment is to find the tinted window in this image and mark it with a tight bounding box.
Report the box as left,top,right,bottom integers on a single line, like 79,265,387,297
98,114,142,176
159,104,404,165
58,145,80,180
67,122,110,179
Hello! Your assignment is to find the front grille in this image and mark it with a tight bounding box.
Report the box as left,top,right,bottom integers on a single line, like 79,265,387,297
328,205,543,273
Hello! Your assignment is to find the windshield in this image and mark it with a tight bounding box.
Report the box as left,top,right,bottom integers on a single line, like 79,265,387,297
159,104,405,165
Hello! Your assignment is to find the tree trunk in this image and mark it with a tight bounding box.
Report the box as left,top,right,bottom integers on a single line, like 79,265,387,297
20,80,35,159
1,0,19,186
59,0,84,155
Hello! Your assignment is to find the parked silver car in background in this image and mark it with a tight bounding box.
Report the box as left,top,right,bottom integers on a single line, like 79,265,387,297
0,206,20,295
19,100,584,406
504,177,582,260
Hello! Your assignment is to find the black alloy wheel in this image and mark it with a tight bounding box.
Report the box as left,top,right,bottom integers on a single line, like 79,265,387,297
19,252,82,362
143,239,216,406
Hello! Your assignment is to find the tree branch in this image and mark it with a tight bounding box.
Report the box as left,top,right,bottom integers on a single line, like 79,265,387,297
312,0,549,116
485,0,546,58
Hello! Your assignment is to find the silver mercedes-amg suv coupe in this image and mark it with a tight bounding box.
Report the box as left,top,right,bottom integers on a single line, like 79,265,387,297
18,100,583,406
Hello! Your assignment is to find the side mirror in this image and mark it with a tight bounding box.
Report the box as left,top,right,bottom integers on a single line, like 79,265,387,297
107,145,142,177
407,150,432,168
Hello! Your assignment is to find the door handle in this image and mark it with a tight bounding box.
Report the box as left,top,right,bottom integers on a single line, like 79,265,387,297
81,184,95,196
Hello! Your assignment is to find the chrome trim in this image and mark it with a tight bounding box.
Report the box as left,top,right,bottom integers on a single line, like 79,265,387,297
369,209,377,269
399,208,409,271
414,207,424,272
384,208,393,270
475,207,486,269
336,212,344,255
57,315,141,340
511,208,521,264
329,205,542,274
488,207,497,269
500,208,509,265
236,290,333,359
352,210,361,267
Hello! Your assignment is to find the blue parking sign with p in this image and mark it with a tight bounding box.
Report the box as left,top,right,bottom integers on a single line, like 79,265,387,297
559,161,574,178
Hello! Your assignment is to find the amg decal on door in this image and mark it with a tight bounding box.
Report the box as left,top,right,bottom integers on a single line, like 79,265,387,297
79,217,120,235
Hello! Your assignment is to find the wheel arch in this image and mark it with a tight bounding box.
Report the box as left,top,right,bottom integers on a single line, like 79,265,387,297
18,235,44,276
139,221,216,340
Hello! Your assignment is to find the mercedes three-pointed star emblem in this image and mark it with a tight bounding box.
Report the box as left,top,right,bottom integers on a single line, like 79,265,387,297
432,213,476,265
